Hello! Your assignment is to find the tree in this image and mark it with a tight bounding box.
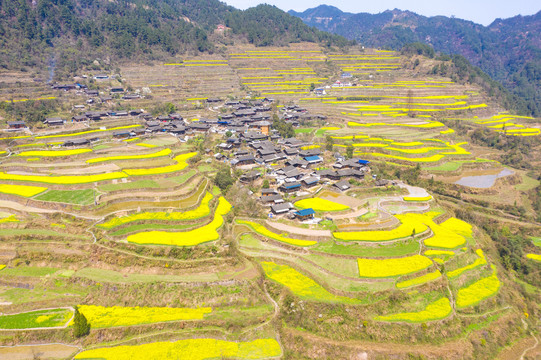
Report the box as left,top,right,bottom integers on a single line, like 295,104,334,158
262,179,270,189
225,130,232,138
214,168,234,192
73,306,90,338
346,144,354,159
325,135,334,152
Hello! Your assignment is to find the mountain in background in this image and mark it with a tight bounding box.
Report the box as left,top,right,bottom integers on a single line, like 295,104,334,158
289,5,541,116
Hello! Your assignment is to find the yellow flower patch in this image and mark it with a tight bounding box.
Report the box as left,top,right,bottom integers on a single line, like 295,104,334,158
261,261,361,303
74,338,282,360
137,143,157,148
440,217,472,238
99,192,213,229
0,171,128,185
87,148,171,164
355,152,445,163
334,215,428,242
237,220,316,247
127,197,231,246
0,184,47,197
526,254,541,262
456,271,500,308
447,249,487,279
357,255,433,278
295,198,349,212
35,125,140,139
0,215,19,224
124,152,195,176
77,305,211,328
403,195,432,202
376,297,451,322
396,270,442,289
18,149,92,157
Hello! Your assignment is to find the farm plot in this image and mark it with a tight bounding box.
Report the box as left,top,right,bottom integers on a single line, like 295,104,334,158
237,220,317,247
74,338,282,360
526,254,541,262
357,255,433,278
396,270,442,289
0,308,72,329
35,189,96,205
295,198,350,212
333,214,428,242
99,192,213,229
261,261,363,304
126,197,231,246
86,148,172,164
447,249,487,278
455,268,501,308
17,149,92,157
0,184,47,197
375,297,452,322
78,305,211,328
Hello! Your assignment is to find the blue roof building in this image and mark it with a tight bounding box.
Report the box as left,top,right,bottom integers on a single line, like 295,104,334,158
295,208,315,220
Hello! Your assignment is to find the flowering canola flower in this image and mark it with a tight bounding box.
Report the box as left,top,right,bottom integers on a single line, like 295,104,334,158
261,261,362,304
86,148,171,164
447,249,486,278
0,184,47,197
237,220,317,247
357,255,433,278
127,197,231,246
74,338,281,360
99,192,213,229
77,305,211,328
376,297,452,322
396,270,442,288
295,198,349,212
18,149,92,157
334,215,428,242
456,270,500,308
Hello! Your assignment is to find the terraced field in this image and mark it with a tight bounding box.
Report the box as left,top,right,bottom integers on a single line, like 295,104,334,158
0,42,538,360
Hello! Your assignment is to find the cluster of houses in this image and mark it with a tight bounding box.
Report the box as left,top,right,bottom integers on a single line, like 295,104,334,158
215,132,371,219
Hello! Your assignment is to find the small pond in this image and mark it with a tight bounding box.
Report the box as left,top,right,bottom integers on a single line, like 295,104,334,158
454,168,514,189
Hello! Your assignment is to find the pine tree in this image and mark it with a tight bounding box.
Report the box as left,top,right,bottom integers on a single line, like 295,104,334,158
73,306,90,338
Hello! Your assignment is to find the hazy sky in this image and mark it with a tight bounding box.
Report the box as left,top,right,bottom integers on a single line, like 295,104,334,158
223,0,540,26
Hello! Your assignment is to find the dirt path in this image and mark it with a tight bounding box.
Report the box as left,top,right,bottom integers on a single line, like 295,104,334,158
0,200,57,214
265,220,331,238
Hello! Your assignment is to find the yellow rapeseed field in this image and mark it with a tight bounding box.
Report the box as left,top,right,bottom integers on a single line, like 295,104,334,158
237,220,317,247
0,171,128,185
526,254,541,262
261,262,362,304
0,184,47,197
440,217,473,238
396,270,442,289
99,192,213,229
376,297,452,322
74,338,281,360
124,152,195,176
456,271,500,308
18,149,92,157
357,255,433,278
403,195,432,202
86,148,171,164
127,197,231,246
295,198,349,212
77,305,211,328
334,215,428,242
447,249,487,279
0,215,19,224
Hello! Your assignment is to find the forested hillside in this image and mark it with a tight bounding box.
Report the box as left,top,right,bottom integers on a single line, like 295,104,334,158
0,0,350,76
290,5,541,116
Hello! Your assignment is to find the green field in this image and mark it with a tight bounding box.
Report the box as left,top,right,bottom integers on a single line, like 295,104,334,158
99,179,160,192
0,266,60,277
0,308,72,329
35,189,96,205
